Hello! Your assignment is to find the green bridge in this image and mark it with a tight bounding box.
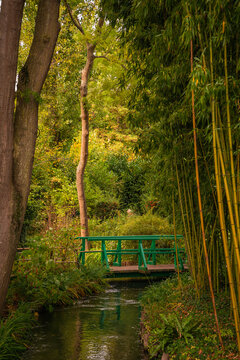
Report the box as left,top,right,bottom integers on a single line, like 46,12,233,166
76,235,188,280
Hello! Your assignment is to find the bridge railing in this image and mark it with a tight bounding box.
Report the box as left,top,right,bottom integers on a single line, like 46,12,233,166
76,235,186,271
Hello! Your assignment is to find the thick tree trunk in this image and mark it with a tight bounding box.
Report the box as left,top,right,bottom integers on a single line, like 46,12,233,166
0,0,25,315
76,43,95,241
14,0,60,212
0,0,60,314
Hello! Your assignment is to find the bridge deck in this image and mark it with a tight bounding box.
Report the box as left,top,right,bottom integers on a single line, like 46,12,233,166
110,264,188,273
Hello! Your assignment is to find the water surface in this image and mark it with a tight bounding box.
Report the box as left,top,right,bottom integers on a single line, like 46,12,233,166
23,283,149,360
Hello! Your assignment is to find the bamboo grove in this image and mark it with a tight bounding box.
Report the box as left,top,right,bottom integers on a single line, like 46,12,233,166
102,0,240,350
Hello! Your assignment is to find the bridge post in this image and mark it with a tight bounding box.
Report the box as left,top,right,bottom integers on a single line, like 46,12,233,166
147,239,156,265
77,237,86,266
101,240,110,270
113,239,122,266
138,239,148,271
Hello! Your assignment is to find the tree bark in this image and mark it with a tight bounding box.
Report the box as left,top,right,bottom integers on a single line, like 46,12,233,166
76,43,96,240
0,0,60,314
161,353,169,360
14,0,60,213
0,0,25,315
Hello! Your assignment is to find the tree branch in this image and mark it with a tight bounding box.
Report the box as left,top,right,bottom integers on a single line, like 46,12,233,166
97,17,104,29
93,55,109,60
63,0,85,35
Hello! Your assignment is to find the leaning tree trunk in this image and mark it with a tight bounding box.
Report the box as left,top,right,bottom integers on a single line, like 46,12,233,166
76,43,95,242
0,0,60,314
0,0,25,315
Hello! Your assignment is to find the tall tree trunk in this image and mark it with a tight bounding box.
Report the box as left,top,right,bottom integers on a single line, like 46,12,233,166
14,0,60,219
0,0,25,315
76,43,95,240
63,1,104,243
0,0,60,314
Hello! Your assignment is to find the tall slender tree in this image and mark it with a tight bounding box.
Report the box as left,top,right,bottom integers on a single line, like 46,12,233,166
64,0,105,243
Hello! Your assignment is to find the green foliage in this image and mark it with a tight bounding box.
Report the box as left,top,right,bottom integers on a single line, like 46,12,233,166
148,317,178,357
101,0,240,303
93,201,119,220
149,313,200,357
141,275,239,359
4,225,108,359
0,305,35,359
8,235,107,311
107,154,147,212
88,215,126,236
119,213,173,236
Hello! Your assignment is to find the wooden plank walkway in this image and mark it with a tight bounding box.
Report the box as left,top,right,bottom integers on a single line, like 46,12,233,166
110,264,188,273
107,264,188,281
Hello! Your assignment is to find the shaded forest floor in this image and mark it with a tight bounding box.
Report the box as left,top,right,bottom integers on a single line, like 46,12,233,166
140,275,240,360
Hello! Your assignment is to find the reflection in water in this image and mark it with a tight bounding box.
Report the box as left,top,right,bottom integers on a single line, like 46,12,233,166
23,283,149,360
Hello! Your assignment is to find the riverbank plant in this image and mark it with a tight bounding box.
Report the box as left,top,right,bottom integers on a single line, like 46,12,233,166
141,274,240,359
8,245,107,311
2,229,108,359
0,304,35,360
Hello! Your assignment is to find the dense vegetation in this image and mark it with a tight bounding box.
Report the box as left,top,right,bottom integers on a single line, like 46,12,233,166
141,275,239,359
0,0,239,358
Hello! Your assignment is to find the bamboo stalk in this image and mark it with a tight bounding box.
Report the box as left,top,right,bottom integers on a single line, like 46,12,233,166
176,163,197,286
191,39,223,348
212,105,240,350
172,191,182,289
215,131,240,270
210,33,240,350
223,23,240,246
185,173,203,289
199,138,218,210
216,126,240,309
208,217,218,291
237,152,240,206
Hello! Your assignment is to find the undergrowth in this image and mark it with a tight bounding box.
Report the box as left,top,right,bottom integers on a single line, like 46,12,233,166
2,212,179,359
2,237,108,359
141,274,240,359
0,305,35,360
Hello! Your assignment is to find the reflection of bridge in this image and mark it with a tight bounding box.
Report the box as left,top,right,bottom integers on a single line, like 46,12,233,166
76,235,188,280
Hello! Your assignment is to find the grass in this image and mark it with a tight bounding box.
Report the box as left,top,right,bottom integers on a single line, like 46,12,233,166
0,305,35,360
141,274,240,359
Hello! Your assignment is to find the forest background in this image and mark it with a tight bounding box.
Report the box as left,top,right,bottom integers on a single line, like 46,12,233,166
0,0,239,355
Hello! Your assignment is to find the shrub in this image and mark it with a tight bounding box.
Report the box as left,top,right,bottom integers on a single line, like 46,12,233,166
93,201,120,220
8,235,107,311
119,213,174,237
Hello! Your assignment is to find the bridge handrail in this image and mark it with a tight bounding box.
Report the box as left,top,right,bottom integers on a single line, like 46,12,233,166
75,234,184,241
77,234,186,272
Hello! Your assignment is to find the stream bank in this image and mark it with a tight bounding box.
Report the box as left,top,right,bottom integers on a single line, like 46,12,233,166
140,275,240,360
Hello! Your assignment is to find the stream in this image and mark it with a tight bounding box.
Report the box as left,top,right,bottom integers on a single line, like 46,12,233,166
22,282,150,360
